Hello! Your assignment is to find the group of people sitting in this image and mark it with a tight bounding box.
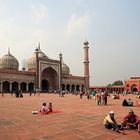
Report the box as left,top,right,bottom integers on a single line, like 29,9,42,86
112,94,120,99
104,109,140,133
32,102,53,115
122,99,133,106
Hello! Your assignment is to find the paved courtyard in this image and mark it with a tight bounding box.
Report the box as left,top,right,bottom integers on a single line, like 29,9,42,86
0,93,140,140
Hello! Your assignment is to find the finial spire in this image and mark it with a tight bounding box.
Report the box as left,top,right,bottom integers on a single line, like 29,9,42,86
83,39,89,45
35,42,41,52
38,42,40,49
59,52,63,63
59,52,63,59
8,48,10,54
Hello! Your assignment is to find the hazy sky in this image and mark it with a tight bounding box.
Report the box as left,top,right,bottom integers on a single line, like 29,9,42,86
0,0,140,86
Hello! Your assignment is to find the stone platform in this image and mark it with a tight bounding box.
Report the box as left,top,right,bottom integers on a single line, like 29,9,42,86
0,93,140,140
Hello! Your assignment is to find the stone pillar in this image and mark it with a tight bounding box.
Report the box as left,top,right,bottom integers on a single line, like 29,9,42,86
10,83,12,92
18,83,20,91
69,85,72,92
73,86,75,92
64,85,66,91
0,83,2,92
83,40,90,89
79,86,81,92
26,84,28,92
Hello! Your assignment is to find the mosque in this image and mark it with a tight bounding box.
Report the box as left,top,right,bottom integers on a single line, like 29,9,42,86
0,41,90,93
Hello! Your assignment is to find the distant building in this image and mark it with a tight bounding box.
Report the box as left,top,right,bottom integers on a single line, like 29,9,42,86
0,41,90,93
125,77,140,93
90,86,124,93
90,77,140,93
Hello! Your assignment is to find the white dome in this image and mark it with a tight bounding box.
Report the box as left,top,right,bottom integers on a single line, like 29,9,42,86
62,63,70,75
0,51,19,70
27,47,49,70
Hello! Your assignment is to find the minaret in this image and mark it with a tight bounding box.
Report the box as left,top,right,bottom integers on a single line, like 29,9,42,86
83,40,90,90
35,42,40,90
59,52,63,90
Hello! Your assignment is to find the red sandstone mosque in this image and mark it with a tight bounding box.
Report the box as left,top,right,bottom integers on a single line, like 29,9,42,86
125,77,140,93
0,41,90,93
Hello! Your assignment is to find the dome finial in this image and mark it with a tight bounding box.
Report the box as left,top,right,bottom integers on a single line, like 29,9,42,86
83,39,89,45
35,42,41,52
38,42,40,49
59,52,62,58
8,48,10,55
59,52,63,62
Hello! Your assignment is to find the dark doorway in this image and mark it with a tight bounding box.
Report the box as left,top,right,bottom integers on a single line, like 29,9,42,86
62,84,65,91
132,87,138,92
71,85,75,92
76,85,80,92
28,82,34,92
3,81,10,92
131,85,138,93
42,79,49,92
66,84,70,92
12,82,18,92
20,82,27,92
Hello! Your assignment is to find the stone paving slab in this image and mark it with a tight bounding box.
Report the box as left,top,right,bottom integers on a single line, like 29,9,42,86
0,93,140,140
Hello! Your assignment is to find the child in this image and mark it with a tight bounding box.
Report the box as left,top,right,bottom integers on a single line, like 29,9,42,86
48,102,53,112
40,103,49,114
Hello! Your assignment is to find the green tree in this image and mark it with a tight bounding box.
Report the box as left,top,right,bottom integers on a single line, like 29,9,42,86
112,80,123,86
107,80,124,86
107,83,112,86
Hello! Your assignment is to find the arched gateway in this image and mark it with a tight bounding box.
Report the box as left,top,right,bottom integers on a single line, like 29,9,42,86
131,84,138,93
41,67,59,91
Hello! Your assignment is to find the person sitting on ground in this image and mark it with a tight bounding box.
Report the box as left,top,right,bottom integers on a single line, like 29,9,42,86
112,93,119,99
48,102,53,112
104,111,121,132
122,109,140,133
40,102,49,115
122,99,128,106
127,99,133,106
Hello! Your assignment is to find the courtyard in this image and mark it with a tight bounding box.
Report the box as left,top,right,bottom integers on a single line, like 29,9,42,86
0,93,140,140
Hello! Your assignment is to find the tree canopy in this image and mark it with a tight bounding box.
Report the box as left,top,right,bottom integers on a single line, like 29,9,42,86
107,80,123,86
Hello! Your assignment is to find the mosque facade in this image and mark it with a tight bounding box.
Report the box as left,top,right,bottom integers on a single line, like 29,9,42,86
0,41,90,93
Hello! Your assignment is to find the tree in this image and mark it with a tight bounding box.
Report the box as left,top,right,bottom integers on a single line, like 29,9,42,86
112,80,123,86
107,83,112,86
107,80,124,86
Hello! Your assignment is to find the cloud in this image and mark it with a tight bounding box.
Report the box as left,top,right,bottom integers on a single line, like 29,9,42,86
65,14,91,40
31,4,48,22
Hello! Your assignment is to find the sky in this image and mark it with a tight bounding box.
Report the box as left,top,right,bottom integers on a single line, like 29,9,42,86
0,0,140,86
